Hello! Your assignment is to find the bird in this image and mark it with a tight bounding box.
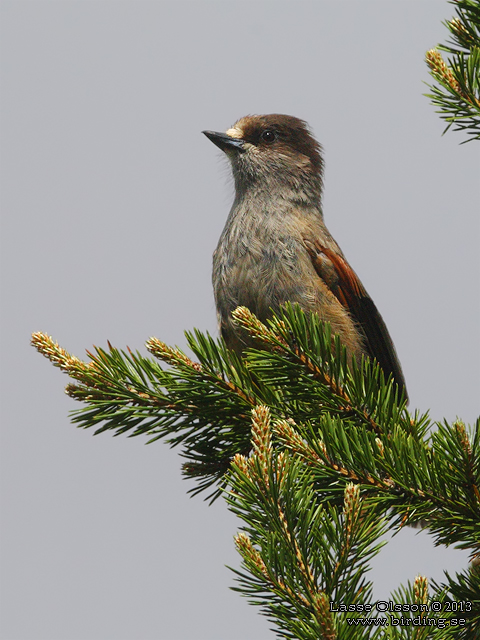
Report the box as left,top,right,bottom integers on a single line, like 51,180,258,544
203,114,407,400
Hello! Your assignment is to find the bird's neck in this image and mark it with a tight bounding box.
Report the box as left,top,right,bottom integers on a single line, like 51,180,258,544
234,172,323,212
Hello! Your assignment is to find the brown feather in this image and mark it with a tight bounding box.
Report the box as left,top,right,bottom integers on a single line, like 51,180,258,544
305,240,408,399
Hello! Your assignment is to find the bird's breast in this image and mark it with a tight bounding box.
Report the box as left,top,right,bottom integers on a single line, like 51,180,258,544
213,209,318,321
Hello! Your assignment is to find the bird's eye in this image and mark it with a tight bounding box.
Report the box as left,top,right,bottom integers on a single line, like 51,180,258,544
261,129,277,143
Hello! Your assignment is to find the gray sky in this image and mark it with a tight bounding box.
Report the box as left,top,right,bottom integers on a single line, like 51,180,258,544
1,1,479,639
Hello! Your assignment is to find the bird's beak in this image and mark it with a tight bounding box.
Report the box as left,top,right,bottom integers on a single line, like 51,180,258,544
203,130,246,153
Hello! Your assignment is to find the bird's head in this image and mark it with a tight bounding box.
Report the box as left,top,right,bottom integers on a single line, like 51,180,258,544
203,114,324,204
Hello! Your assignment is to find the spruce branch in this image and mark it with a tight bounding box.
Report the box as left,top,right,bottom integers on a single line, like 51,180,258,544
31,330,266,499
31,309,478,533
425,0,480,142
227,409,386,639
233,304,410,438
32,305,479,636
432,568,480,638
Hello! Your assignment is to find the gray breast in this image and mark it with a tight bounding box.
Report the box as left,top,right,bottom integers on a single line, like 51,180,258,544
213,220,314,323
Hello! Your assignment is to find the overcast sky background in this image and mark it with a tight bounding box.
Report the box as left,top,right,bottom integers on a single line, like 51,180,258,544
1,1,479,639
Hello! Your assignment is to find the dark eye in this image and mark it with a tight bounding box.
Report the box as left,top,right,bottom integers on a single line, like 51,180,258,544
261,129,277,143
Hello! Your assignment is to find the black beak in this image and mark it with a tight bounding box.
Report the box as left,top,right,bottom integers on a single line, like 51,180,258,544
203,130,246,153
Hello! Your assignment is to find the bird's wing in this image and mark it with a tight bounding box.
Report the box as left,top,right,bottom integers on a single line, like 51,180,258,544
304,239,408,399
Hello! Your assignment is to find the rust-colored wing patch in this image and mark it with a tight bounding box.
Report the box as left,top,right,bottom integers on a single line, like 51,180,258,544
304,239,408,400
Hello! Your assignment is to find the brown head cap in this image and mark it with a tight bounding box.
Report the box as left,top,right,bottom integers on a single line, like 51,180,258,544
227,114,323,176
